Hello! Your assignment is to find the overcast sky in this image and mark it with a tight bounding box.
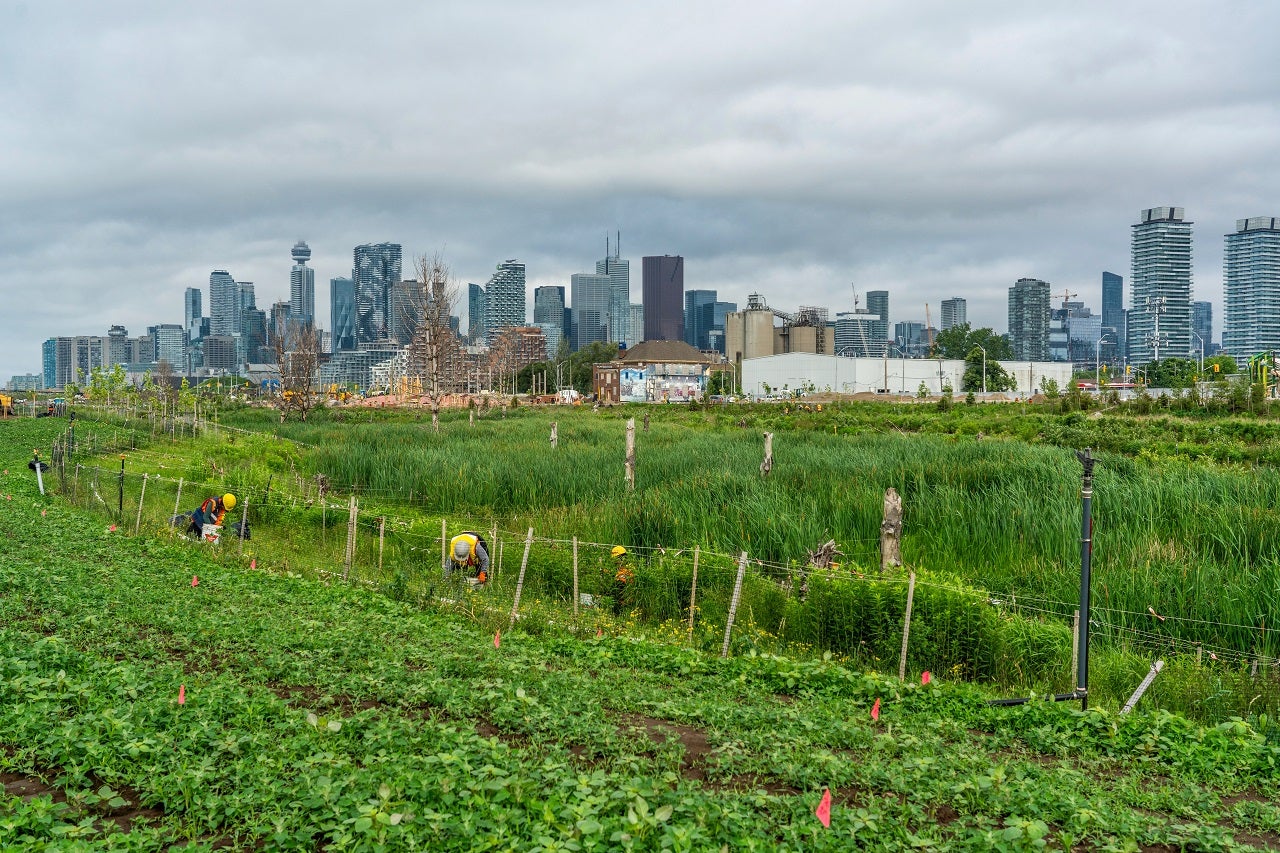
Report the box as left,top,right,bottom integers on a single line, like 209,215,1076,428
3,0,1277,379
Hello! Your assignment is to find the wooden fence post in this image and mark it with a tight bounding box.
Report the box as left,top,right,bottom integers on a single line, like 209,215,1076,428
880,487,903,573
341,496,357,580
550,422,558,449
721,552,748,658
134,474,148,534
625,418,636,491
572,536,579,619
760,432,773,477
378,517,386,572
898,570,916,681
509,527,534,627
441,518,448,572
238,497,250,555
688,545,700,643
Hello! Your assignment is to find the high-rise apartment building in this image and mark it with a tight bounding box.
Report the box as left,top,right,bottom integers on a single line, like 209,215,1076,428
389,280,419,346
467,283,486,346
484,260,526,346
1224,217,1280,361
353,242,402,347
331,277,356,352
684,290,717,350
1130,207,1193,366
106,325,130,367
1008,278,1051,361
290,241,316,328
596,239,632,345
571,273,612,351
642,255,684,342
940,298,967,331
533,285,566,350
865,290,889,356
209,271,240,338
835,311,880,357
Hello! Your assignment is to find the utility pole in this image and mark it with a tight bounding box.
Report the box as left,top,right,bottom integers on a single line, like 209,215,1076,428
1145,295,1167,364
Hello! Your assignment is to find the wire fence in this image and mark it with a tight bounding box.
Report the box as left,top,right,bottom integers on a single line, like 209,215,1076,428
37,410,1280,714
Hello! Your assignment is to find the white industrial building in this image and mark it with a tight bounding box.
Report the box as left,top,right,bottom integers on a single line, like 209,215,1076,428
742,352,1075,398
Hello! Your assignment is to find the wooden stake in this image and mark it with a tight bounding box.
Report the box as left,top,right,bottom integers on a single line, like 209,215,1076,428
688,545,700,643
441,518,448,572
625,418,636,491
721,552,748,658
378,516,386,572
172,478,184,534
572,536,579,619
898,570,916,681
760,432,773,477
238,497,250,555
550,421,558,449
880,487,903,573
341,496,357,580
509,527,534,627
134,474,148,535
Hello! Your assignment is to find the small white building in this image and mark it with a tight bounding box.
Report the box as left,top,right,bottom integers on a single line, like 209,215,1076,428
742,352,1074,398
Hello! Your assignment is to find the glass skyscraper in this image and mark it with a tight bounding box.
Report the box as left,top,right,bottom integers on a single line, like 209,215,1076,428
331,277,356,352
940,298,967,331
865,291,889,356
468,283,486,346
684,289,716,349
642,255,684,342
596,241,631,346
1223,216,1280,361
533,285,566,350
353,243,402,347
1130,207,1193,366
209,271,240,338
1101,272,1123,362
571,273,611,351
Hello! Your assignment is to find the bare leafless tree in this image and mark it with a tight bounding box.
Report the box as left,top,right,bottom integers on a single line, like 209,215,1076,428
406,253,463,432
273,322,321,422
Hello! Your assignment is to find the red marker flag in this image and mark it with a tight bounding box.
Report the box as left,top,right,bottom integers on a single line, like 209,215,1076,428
250,558,257,569
596,627,603,638
191,575,199,587
109,524,116,531
178,684,186,705
871,697,881,722
815,788,832,828
494,631,501,649
42,509,47,517
921,671,932,685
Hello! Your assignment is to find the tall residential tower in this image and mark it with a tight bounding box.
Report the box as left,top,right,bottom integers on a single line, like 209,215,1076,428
1223,216,1280,361
1130,207,1193,366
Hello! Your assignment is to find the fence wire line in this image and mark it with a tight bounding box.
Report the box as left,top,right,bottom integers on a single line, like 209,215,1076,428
51,436,1280,662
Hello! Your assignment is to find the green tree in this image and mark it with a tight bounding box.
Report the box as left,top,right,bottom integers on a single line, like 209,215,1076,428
1203,354,1236,377
932,323,1013,360
961,346,1016,393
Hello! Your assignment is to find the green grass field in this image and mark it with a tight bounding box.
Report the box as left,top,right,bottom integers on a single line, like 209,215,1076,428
5,413,1280,850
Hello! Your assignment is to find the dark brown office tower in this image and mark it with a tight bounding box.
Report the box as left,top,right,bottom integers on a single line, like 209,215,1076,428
642,255,684,342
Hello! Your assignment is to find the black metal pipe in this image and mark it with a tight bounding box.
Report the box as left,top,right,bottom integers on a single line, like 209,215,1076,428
1075,448,1095,711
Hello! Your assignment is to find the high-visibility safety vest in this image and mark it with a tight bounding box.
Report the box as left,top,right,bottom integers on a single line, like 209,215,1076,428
450,533,481,565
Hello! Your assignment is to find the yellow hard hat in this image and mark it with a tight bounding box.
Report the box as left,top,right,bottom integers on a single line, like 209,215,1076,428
611,545,627,558
222,493,237,509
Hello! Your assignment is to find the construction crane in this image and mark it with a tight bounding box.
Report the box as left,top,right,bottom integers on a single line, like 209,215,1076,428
1056,289,1078,310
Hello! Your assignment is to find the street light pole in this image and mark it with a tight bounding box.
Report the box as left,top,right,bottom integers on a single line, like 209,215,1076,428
1095,335,1111,390
1191,332,1204,374
975,344,987,395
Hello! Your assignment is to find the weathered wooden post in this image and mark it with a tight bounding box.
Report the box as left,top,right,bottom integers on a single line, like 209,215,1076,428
238,497,250,555
880,487,903,573
550,422,558,449
134,474,148,534
572,536,580,619
509,527,534,627
625,418,636,491
469,407,475,427
688,546,700,643
898,570,916,681
643,411,650,432
760,433,773,477
378,516,386,572
341,496,357,580
441,518,448,571
720,552,749,658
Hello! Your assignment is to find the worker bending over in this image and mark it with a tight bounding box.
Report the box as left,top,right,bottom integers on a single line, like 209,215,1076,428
187,493,236,540
446,531,491,586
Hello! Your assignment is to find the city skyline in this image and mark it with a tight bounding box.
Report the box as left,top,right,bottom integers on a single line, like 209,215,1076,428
3,3,1279,378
